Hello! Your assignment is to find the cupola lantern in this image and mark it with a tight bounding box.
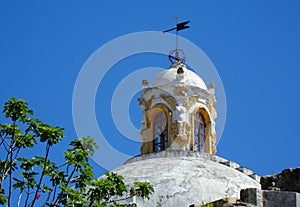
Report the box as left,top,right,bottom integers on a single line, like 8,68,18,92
138,61,217,155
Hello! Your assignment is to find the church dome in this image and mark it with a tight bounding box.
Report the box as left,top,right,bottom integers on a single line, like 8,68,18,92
151,62,208,90
112,151,261,207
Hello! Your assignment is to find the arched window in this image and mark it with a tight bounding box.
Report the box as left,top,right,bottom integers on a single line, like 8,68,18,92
153,111,168,152
194,111,206,152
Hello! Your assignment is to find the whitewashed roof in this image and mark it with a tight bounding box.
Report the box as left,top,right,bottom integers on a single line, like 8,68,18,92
151,62,208,90
112,151,261,207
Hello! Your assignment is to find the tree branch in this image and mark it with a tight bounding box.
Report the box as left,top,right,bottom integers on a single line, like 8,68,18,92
30,143,51,207
45,188,52,204
8,148,13,207
17,188,23,207
53,164,78,206
50,185,58,203
106,194,134,205
24,185,30,207
8,120,17,207
0,133,9,150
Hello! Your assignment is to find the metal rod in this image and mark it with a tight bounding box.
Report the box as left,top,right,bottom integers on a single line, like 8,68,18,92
175,16,179,60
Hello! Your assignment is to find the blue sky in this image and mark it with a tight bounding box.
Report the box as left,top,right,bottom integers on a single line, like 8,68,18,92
0,0,299,177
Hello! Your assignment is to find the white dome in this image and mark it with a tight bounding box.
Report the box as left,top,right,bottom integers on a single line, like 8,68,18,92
112,151,261,207
152,63,208,90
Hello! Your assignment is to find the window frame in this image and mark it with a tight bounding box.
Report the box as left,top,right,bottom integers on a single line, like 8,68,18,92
153,111,168,152
194,111,206,152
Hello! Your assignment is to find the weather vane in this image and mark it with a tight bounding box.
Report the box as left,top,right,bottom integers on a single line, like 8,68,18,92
163,17,190,63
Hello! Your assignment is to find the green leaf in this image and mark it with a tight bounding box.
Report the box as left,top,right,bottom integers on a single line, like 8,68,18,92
12,178,25,190
3,98,33,123
0,188,7,205
42,184,52,192
134,181,154,200
0,98,153,206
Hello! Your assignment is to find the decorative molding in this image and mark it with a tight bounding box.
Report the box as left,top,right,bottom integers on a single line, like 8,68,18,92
160,94,177,110
173,121,192,150
173,85,187,96
185,95,200,111
138,95,153,109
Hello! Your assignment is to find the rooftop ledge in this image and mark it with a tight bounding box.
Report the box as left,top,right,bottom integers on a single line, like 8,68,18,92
124,150,261,182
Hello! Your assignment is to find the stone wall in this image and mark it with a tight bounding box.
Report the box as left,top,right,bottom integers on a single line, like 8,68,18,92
261,168,300,193
192,188,300,207
263,191,300,207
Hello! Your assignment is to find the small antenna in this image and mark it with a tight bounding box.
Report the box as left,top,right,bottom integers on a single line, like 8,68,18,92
163,17,190,63
175,16,179,60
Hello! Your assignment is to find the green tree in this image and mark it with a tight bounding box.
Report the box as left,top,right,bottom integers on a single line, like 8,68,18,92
0,98,154,206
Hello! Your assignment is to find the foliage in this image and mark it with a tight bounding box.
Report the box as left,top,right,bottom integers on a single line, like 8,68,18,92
201,201,214,207
133,182,154,200
0,98,154,206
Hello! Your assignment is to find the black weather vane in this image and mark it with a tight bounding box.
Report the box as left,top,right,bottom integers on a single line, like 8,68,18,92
163,17,190,63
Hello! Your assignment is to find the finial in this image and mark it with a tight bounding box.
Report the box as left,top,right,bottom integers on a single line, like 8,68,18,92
176,66,184,81
142,79,149,89
168,49,186,63
177,66,184,74
163,17,190,64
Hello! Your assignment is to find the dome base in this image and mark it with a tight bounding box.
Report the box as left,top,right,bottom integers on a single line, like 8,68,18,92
111,151,261,207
